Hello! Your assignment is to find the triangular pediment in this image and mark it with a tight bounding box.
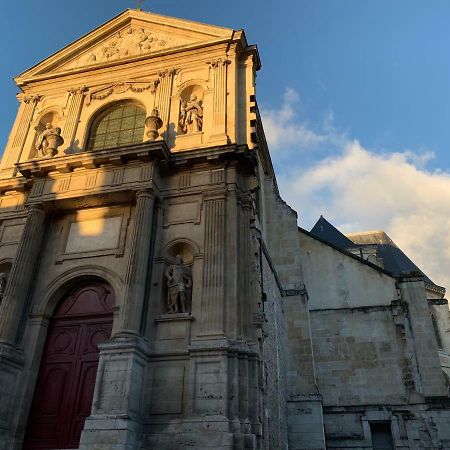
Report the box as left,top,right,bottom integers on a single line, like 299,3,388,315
16,9,234,82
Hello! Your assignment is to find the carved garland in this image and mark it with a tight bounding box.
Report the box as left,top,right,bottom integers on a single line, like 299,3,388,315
86,81,159,106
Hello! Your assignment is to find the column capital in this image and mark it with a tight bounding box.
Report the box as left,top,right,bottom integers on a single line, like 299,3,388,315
17,93,42,105
207,58,231,68
202,188,227,202
158,68,178,78
26,202,47,216
238,192,254,209
135,188,156,201
27,203,50,216
68,85,88,95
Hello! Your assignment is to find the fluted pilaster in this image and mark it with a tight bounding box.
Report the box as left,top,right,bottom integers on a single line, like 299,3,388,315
239,194,253,337
2,95,40,168
0,204,46,344
61,87,87,151
209,59,230,140
200,192,226,335
156,69,176,135
118,188,155,335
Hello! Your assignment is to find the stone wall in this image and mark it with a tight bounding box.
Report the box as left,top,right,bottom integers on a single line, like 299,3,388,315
260,247,288,450
311,307,408,405
299,230,450,449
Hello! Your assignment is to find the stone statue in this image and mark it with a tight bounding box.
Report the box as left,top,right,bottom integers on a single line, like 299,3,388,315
35,123,64,158
0,272,7,304
179,94,203,134
165,255,192,314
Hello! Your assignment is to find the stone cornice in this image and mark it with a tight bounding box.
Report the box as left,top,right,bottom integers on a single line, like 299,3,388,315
168,143,251,167
15,141,170,179
16,39,236,88
0,177,29,194
0,144,255,206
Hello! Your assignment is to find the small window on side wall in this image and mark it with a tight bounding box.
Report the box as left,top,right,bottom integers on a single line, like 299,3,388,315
86,102,146,151
370,422,394,450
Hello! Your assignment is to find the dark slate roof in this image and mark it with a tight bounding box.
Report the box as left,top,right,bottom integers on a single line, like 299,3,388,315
345,231,435,285
299,226,393,278
310,216,356,249
308,216,443,291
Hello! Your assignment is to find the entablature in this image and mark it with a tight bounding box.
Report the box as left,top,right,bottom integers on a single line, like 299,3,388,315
16,141,170,178
5,143,255,208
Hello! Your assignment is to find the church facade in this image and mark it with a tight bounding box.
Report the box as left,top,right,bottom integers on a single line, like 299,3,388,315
0,9,449,450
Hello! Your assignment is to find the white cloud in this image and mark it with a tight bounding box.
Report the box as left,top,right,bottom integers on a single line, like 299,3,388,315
261,88,328,150
264,88,450,289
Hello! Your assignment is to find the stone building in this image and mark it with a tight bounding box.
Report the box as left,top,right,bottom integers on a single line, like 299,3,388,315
0,9,449,450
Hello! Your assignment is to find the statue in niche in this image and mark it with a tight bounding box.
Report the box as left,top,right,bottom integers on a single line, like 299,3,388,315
179,94,203,134
165,255,192,314
35,123,64,158
0,272,7,304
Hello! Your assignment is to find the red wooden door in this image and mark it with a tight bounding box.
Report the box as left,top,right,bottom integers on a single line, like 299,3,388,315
24,281,115,449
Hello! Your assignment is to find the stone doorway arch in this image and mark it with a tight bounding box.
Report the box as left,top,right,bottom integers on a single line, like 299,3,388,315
23,279,115,449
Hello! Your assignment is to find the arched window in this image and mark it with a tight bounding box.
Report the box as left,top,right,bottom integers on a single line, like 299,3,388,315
87,102,146,151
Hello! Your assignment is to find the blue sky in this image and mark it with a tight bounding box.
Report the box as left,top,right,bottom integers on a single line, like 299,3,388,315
1,0,449,287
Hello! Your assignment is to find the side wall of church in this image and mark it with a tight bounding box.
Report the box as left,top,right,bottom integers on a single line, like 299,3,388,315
261,179,326,449
299,231,450,449
260,248,288,450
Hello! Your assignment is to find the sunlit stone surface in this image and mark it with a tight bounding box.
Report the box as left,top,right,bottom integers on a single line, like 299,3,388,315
0,8,449,450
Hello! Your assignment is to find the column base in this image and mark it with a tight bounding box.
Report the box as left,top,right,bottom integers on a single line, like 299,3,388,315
79,335,150,449
143,423,235,450
79,415,143,450
207,132,229,146
143,430,257,450
0,343,24,450
144,433,233,450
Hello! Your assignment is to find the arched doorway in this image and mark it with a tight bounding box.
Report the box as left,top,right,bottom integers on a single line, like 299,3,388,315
24,279,115,449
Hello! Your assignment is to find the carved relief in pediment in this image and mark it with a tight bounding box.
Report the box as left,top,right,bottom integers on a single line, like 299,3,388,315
63,26,188,71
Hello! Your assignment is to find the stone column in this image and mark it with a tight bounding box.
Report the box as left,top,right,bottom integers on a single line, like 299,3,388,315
1,95,40,169
80,188,155,450
209,59,230,143
156,69,176,136
61,86,87,152
0,203,46,345
117,188,155,336
0,203,46,449
200,191,226,336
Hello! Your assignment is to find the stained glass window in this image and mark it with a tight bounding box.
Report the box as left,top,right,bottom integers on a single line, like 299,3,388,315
87,103,146,151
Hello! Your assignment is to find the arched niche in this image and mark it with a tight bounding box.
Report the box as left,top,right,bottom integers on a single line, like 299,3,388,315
161,239,198,315
177,84,204,135
84,100,146,151
28,110,62,160
164,238,197,265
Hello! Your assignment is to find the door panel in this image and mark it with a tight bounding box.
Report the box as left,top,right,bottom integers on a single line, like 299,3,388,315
24,281,114,449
